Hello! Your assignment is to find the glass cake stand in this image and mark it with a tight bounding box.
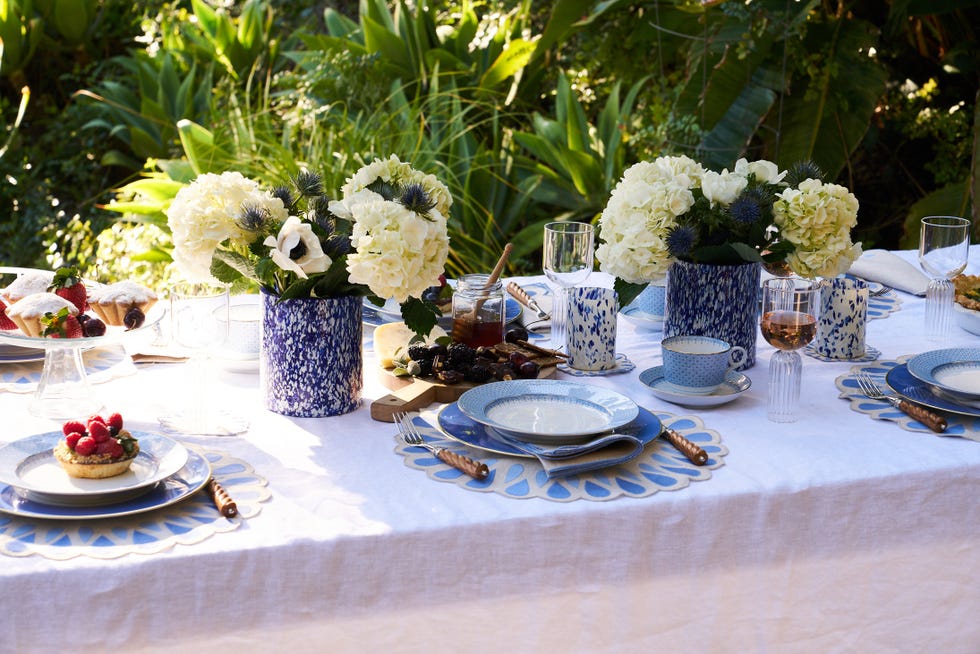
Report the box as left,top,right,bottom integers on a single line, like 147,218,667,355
0,266,163,419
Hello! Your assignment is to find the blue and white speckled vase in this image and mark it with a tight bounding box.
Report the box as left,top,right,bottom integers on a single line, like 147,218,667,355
664,260,760,369
260,290,363,417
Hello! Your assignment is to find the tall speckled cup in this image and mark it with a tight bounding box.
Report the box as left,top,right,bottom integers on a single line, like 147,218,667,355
814,278,867,360
566,287,618,371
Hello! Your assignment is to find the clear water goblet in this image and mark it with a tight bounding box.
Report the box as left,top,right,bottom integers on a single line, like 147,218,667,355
158,282,249,436
761,277,821,423
543,222,594,351
919,216,971,342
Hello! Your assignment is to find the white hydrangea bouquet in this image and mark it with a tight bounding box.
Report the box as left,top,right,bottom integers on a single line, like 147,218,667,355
595,155,862,302
166,155,451,335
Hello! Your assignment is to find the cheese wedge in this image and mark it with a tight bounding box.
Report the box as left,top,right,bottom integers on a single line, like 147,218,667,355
373,322,447,368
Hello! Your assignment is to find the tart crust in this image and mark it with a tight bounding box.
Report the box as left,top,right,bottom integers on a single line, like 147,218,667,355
953,275,980,311
53,439,140,479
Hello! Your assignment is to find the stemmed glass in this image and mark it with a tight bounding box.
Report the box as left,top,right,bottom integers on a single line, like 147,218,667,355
158,282,248,436
919,216,971,342
543,222,594,351
760,278,821,423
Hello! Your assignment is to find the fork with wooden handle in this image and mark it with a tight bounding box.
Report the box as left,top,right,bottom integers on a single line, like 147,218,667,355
394,412,490,480
855,373,947,433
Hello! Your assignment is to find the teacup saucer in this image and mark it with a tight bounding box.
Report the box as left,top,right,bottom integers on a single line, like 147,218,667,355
558,353,635,377
638,366,751,407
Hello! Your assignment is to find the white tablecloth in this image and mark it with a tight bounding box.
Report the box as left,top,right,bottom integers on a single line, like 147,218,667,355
2,250,979,653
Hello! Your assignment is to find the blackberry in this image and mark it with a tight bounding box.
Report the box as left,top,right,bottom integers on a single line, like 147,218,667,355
416,359,433,377
447,342,476,370
464,363,493,383
407,343,432,361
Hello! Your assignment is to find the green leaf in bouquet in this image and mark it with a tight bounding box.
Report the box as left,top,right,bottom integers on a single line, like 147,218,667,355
400,296,440,338
614,278,648,310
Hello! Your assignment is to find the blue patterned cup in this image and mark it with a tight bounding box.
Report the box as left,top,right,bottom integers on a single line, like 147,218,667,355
661,335,746,394
566,287,618,371
814,278,867,360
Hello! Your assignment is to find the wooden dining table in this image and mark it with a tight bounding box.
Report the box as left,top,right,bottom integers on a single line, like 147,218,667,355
1,248,978,653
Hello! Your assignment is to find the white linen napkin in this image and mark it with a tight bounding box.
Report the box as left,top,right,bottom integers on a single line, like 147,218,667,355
847,249,931,296
494,429,645,478
516,288,552,332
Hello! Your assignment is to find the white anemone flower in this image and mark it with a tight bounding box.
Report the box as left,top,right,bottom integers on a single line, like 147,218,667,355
264,216,331,279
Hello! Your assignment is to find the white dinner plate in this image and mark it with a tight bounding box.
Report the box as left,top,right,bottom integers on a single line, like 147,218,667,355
906,348,980,399
437,401,662,458
638,366,751,407
0,447,210,519
0,431,188,506
954,302,980,336
456,379,639,444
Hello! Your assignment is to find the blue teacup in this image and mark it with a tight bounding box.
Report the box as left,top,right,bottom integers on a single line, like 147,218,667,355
631,282,666,316
661,335,746,394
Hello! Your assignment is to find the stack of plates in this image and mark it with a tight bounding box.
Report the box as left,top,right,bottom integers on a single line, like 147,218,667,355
885,348,980,417
0,431,211,519
435,379,662,456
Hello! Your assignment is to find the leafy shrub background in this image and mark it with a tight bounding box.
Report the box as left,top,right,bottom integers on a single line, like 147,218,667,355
1,0,976,285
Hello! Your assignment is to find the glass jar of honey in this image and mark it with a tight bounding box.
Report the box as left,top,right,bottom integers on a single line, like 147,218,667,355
451,274,505,347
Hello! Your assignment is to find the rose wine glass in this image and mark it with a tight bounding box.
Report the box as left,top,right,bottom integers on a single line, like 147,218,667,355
761,278,821,423
919,216,971,342
543,222,594,351
158,282,248,436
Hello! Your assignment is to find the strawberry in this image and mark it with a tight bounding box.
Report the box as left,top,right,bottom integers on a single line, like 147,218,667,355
88,421,111,443
62,419,86,436
40,308,83,339
49,266,87,312
0,304,15,330
106,412,124,434
65,432,84,450
74,436,97,457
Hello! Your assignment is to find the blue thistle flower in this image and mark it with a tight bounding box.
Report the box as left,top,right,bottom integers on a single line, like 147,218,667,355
294,170,324,198
667,225,697,258
238,204,270,232
728,195,762,225
271,185,294,208
399,183,437,217
784,160,824,187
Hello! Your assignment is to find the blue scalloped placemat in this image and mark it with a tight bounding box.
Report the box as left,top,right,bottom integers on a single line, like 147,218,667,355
835,356,980,440
395,411,726,501
0,449,270,559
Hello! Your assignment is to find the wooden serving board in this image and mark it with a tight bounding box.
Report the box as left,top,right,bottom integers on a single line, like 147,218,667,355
370,365,556,422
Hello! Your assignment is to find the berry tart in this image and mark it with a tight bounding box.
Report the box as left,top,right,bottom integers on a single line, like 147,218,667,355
88,281,158,328
5,292,78,338
1,270,54,305
53,413,140,479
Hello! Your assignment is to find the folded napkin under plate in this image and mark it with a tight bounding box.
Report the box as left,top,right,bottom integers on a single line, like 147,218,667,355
436,402,662,478
847,249,931,296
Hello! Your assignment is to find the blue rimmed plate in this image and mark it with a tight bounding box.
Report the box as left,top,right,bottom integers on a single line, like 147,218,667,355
618,306,664,332
0,447,210,519
456,379,639,444
0,431,188,506
437,401,662,458
906,348,980,399
885,362,980,418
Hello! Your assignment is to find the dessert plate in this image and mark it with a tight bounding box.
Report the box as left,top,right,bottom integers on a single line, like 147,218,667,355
906,348,980,399
456,379,639,444
0,431,188,506
638,366,751,407
437,401,662,458
885,363,980,418
0,343,45,364
0,447,210,519
0,302,165,350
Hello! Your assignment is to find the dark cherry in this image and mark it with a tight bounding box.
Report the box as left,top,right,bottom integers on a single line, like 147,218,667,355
518,360,541,379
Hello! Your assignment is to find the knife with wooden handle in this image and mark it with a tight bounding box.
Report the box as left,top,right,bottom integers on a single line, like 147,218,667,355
663,427,709,466
880,395,948,433
507,282,550,319
206,477,238,517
